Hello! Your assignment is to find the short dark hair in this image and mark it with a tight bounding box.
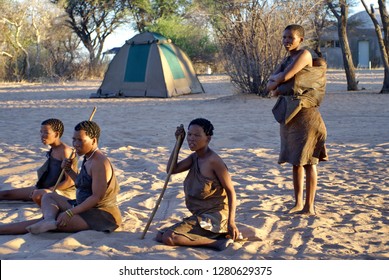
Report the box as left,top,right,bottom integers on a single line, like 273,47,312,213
75,121,101,142
41,119,64,137
189,118,214,136
284,24,305,37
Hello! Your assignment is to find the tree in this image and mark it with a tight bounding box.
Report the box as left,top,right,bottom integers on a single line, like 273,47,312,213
28,0,69,79
361,0,389,93
127,0,153,32
52,0,129,75
42,15,84,80
309,2,334,57
129,0,217,64
0,0,31,80
0,0,84,81
327,0,358,90
146,15,217,63
127,0,192,33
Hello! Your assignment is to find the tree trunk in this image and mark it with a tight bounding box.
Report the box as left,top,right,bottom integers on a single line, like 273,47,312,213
328,1,358,91
381,70,389,93
338,4,358,90
15,25,30,79
378,0,389,93
361,0,389,93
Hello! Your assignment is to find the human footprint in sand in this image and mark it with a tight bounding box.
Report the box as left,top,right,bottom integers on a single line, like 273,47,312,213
0,118,76,205
267,24,328,215
156,118,239,250
0,121,121,235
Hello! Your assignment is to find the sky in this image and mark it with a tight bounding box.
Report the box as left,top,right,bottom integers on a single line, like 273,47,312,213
102,0,384,52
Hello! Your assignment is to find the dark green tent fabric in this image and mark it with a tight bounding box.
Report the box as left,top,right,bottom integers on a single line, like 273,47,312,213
124,45,150,82
160,44,185,79
124,44,150,82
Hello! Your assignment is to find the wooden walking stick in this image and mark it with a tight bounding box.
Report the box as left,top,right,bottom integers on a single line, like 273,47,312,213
88,106,97,122
52,106,97,192
141,130,183,239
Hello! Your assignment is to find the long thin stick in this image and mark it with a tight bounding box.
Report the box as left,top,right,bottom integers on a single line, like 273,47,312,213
141,133,183,239
88,106,97,122
52,106,97,192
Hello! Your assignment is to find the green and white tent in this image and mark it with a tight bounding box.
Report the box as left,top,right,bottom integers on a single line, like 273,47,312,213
91,32,204,98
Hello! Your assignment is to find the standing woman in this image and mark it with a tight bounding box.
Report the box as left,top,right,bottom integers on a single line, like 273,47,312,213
267,24,328,215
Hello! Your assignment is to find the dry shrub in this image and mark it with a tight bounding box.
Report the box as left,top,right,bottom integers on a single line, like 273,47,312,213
213,0,325,95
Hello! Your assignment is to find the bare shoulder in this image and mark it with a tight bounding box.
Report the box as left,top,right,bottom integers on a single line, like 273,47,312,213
88,151,112,177
209,150,227,169
298,50,313,64
63,143,74,154
94,151,110,166
51,142,72,160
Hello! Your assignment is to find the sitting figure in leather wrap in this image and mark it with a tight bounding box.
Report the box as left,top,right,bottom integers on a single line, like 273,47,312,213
0,121,122,235
156,118,239,250
266,24,328,215
0,118,76,205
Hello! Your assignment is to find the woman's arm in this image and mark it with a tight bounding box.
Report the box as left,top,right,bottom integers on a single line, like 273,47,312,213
62,157,78,182
267,50,312,93
266,58,287,91
166,125,192,174
266,79,280,92
57,155,77,191
59,147,78,187
271,50,312,84
212,157,239,240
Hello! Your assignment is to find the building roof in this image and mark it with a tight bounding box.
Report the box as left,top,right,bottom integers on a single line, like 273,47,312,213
349,7,383,29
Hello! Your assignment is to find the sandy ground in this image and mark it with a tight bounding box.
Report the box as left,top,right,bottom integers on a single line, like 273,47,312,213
0,69,388,260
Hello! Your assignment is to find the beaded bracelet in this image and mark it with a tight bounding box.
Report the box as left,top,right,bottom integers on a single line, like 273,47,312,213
65,209,74,218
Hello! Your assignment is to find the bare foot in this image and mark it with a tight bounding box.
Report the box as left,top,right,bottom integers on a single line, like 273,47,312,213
299,208,316,216
288,205,303,214
26,220,57,234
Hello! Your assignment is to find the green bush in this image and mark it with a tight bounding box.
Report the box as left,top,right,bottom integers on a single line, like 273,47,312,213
147,16,218,64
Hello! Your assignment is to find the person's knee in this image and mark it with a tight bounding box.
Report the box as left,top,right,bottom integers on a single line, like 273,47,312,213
162,231,176,246
303,164,317,174
31,190,43,203
40,191,56,204
155,232,163,243
303,164,316,169
0,190,11,199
